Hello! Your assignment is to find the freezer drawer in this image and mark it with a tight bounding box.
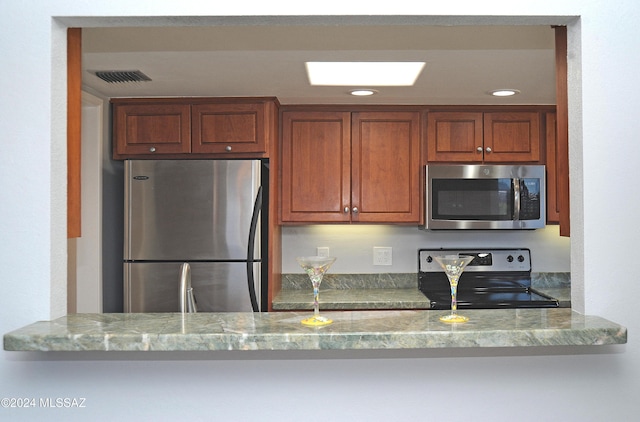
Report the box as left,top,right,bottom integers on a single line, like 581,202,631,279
124,262,260,312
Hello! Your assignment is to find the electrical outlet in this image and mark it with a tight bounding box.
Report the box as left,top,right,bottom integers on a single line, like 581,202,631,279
317,247,330,258
373,246,392,266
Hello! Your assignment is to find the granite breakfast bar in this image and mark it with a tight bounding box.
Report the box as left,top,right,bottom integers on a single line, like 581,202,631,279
3,309,626,352
5,272,614,353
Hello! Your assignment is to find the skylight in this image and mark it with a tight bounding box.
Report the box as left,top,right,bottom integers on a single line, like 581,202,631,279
305,62,426,86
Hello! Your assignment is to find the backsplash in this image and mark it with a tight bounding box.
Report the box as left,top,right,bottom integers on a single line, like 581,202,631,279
282,272,571,290
282,273,417,289
281,225,571,274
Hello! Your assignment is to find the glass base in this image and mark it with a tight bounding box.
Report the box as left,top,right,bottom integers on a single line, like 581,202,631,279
301,315,333,326
439,314,469,323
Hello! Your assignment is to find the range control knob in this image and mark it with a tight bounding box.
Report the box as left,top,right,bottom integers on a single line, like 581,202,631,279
507,255,514,263
518,255,525,262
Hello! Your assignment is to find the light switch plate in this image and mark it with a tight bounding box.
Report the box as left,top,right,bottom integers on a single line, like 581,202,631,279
317,247,330,258
373,246,392,265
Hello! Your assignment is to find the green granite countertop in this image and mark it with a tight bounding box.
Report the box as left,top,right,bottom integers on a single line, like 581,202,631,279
273,273,429,310
272,287,572,310
272,288,431,310
3,309,626,352
272,273,572,310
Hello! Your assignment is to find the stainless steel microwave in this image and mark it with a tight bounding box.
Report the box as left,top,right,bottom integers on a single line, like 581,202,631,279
423,164,546,230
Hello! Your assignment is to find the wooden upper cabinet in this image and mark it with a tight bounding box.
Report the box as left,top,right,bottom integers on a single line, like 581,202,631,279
351,112,421,223
427,112,483,162
112,98,277,159
192,102,267,154
280,110,421,224
427,110,541,163
281,111,352,223
113,103,191,157
483,112,540,162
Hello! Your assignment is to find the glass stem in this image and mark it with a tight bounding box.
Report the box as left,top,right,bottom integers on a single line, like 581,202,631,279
311,274,323,317
450,279,458,316
313,284,320,317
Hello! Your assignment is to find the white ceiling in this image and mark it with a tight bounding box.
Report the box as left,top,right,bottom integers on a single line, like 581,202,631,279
82,25,556,105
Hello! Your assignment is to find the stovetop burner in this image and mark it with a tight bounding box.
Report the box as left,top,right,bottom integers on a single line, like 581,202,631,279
418,248,559,309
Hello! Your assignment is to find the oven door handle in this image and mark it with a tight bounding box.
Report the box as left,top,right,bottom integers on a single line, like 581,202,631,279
513,178,521,221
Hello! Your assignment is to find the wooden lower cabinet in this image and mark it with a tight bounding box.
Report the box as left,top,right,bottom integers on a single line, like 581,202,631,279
280,110,421,224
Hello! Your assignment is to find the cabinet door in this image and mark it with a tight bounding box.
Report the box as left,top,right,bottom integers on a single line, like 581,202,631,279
192,102,267,154
113,103,191,156
281,111,351,223
483,112,540,162
351,112,421,223
427,112,483,162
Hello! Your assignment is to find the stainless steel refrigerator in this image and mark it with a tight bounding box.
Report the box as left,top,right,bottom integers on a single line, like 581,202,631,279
123,159,267,313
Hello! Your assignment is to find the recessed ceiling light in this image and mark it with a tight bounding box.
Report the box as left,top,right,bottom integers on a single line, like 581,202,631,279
349,89,378,96
306,62,425,86
489,89,520,97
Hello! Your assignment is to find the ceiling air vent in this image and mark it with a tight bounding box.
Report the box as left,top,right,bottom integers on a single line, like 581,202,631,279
94,70,151,84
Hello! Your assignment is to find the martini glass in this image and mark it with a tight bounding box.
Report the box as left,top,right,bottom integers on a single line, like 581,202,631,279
296,256,337,326
434,254,475,323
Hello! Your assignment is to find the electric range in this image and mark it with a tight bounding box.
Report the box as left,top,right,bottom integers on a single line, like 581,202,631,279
418,248,559,309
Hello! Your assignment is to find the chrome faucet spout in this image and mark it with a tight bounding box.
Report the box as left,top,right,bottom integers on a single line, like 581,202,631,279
179,263,197,313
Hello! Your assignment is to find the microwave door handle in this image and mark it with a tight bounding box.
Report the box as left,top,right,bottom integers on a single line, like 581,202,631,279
513,178,521,221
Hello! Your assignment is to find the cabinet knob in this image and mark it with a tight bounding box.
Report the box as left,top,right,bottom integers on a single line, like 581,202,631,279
485,147,492,153
225,145,232,152
344,207,350,214
352,207,359,214
149,146,156,153
476,146,483,153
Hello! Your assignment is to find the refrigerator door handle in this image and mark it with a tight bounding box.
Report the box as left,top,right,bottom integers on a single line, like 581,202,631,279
246,185,263,312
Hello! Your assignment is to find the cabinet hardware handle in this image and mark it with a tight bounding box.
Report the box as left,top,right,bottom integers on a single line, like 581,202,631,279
225,145,232,152
352,207,359,214
476,146,483,153
149,146,156,153
485,147,492,153
344,207,349,213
